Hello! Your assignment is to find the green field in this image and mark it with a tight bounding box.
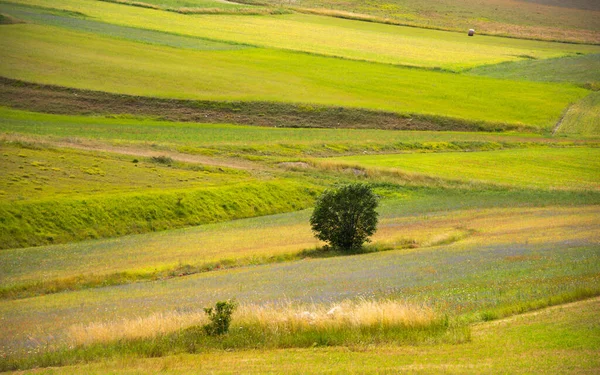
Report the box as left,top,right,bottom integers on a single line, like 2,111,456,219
1,211,598,363
6,0,600,69
467,53,600,89
556,92,600,137
0,24,589,128
328,147,600,190
0,2,249,51
0,108,583,155
0,0,599,372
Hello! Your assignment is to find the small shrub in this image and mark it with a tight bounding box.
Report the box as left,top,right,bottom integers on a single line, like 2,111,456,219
203,300,237,336
150,156,173,165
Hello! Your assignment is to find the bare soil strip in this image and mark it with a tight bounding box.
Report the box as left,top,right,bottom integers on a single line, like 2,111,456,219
0,77,523,132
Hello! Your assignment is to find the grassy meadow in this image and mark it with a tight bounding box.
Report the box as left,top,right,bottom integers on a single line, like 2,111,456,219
0,0,599,372
326,147,600,190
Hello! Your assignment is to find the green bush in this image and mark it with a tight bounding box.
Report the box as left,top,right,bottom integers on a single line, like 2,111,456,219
203,300,237,336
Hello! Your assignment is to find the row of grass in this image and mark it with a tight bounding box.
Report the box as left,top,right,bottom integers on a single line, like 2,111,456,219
0,24,589,128
0,2,250,51
0,180,318,249
1,108,592,159
325,147,600,190
0,300,459,372
251,0,600,44
555,91,600,137
467,53,600,90
6,0,600,70
0,82,561,134
98,0,289,14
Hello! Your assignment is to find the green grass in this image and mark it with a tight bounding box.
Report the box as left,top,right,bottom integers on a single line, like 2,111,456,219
555,92,600,137
1,108,591,157
0,142,250,201
0,2,249,51
327,147,600,190
467,53,600,89
0,142,319,249
12,297,598,374
0,25,590,129
0,178,318,249
7,0,600,69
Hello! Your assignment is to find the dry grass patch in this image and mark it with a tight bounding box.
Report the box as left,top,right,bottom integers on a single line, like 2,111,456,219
68,299,440,347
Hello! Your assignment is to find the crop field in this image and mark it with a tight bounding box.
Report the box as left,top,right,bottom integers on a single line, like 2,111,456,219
5,0,600,69
250,0,600,44
0,24,590,128
0,108,587,155
0,0,599,372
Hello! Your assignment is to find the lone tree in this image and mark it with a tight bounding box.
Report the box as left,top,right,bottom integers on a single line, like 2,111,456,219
310,183,378,251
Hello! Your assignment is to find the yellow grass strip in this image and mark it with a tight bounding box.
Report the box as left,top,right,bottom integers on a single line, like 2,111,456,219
68,299,437,346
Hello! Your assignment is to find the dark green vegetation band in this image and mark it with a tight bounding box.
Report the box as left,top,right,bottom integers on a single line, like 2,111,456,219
0,181,319,249
0,77,530,132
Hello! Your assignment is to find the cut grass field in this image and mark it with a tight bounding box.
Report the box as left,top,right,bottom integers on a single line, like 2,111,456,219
467,53,600,90
13,297,598,374
0,24,589,129
6,0,600,69
0,2,250,51
1,81,581,134
326,147,600,190
256,0,600,44
556,91,600,137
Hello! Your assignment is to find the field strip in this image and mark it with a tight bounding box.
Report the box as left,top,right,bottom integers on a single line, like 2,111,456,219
0,2,250,50
5,0,600,70
1,133,267,171
2,205,598,299
20,296,597,374
0,77,518,133
472,296,600,331
325,148,600,190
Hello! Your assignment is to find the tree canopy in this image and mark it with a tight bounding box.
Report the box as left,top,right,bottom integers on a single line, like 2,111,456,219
309,183,378,251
